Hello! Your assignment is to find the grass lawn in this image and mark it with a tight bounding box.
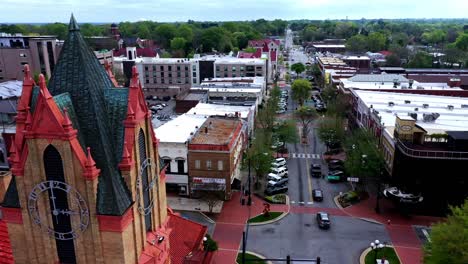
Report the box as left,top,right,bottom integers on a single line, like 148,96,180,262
247,212,282,223
236,252,266,263
365,247,400,264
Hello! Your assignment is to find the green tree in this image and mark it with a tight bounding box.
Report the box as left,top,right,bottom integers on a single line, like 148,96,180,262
424,199,468,264
422,29,446,46
317,116,344,150
455,33,468,51
290,63,306,77
170,37,187,57
275,120,298,151
247,130,274,187
444,45,465,67
232,32,248,49
346,35,368,53
386,54,402,67
367,32,387,52
291,79,312,106
391,32,409,47
295,106,317,138
334,22,358,39
344,129,385,189
201,27,232,52
154,24,177,48
43,23,68,40
177,24,194,42
407,51,433,68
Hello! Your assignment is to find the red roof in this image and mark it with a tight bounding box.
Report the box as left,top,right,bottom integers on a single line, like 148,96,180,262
167,212,207,264
379,50,392,56
113,47,157,57
0,220,14,264
238,47,262,59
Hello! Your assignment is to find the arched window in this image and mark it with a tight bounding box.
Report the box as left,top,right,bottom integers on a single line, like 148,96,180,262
43,145,76,264
138,129,152,231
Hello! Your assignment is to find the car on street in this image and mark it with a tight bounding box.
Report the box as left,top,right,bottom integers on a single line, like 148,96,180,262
310,163,322,177
267,173,283,182
276,108,286,114
270,167,288,177
328,159,344,170
327,170,345,182
312,189,323,201
267,178,289,188
265,185,288,195
316,212,331,229
274,158,287,165
151,105,164,110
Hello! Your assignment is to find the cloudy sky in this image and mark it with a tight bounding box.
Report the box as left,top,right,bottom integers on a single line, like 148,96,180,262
1,0,467,23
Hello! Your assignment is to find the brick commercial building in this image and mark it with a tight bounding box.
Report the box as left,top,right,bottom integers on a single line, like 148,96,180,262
0,15,208,264
0,33,60,82
188,117,244,199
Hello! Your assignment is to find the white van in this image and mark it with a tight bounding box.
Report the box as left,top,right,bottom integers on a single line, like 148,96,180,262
267,173,282,182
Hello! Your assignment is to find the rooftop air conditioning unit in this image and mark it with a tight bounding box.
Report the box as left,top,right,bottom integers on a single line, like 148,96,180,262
401,84,408,89
416,86,425,90
461,104,468,109
408,113,418,120
447,105,454,110
414,108,419,111
423,113,440,122
423,104,429,109
405,100,411,104
388,102,395,107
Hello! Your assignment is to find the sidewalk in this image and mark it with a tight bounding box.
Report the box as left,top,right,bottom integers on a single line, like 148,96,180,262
166,196,223,213
343,195,443,264
210,192,288,264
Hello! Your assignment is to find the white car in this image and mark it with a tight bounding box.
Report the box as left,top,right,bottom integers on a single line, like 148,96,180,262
270,167,288,177
151,105,163,110
274,158,287,166
267,173,282,182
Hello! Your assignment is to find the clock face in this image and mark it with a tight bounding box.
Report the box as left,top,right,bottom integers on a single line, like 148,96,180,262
28,180,89,240
135,158,158,215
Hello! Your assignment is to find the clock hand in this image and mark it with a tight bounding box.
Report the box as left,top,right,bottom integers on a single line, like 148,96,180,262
58,209,80,216
50,186,59,224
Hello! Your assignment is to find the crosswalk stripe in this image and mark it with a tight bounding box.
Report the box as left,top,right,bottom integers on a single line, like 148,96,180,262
306,154,311,158
307,202,313,205
291,201,296,204
292,153,296,158
290,153,321,159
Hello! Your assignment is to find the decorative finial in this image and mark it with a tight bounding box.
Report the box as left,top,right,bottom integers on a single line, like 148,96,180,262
69,13,80,31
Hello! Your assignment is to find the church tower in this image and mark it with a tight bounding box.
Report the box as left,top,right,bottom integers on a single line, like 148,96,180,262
0,15,206,264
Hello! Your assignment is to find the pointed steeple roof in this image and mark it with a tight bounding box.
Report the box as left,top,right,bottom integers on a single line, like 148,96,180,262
47,15,132,216
68,14,80,31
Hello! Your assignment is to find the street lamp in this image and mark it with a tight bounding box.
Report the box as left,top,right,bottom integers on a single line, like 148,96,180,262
370,240,385,262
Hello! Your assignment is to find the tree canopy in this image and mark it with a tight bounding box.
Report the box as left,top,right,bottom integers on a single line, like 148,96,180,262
424,199,468,264
290,63,306,76
291,79,312,106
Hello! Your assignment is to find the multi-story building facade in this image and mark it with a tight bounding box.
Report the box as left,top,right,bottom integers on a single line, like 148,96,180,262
214,57,266,79
188,117,244,199
351,89,468,214
0,33,60,82
155,114,208,196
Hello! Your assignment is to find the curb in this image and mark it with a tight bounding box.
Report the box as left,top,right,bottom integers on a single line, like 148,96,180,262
249,195,291,226
199,212,216,224
359,245,400,264
248,211,289,226
333,195,383,225
236,251,274,264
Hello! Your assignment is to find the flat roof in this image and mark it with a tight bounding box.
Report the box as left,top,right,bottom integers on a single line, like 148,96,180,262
213,57,264,65
354,90,468,134
341,78,463,91
187,103,253,119
191,87,262,94
190,117,241,145
348,74,408,83
136,57,192,64
179,92,206,101
0,80,22,99
343,56,370,60
155,114,208,143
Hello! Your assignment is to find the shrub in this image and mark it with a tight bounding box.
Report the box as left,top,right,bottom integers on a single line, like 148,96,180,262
203,234,218,252
265,194,287,204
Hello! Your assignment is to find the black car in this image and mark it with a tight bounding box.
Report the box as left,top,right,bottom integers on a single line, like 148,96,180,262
328,159,344,170
312,189,323,201
264,185,288,196
310,163,321,178
316,212,330,229
162,96,171,101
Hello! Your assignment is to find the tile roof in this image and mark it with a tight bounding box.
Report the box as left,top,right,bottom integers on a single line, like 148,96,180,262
45,15,132,215
0,220,13,264
167,212,207,264
189,117,241,145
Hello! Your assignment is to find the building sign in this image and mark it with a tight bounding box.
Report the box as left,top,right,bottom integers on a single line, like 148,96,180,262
192,177,225,184
347,177,360,183
166,174,189,184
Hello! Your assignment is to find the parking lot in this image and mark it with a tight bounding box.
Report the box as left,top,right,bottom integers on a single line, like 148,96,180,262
147,98,177,128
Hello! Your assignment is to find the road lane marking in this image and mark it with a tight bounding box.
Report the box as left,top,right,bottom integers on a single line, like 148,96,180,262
305,157,314,204
307,202,313,205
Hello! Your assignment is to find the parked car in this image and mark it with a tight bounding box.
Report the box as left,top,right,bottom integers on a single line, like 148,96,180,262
312,189,323,201
275,158,286,164
270,167,288,177
316,212,331,229
265,185,288,195
267,178,289,188
271,158,287,168
162,96,171,101
267,173,282,182
327,170,345,182
161,103,168,107
328,159,344,170
310,163,321,177
151,105,163,110
276,108,286,114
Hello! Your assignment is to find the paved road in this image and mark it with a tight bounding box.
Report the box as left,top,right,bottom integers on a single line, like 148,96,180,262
246,214,390,264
